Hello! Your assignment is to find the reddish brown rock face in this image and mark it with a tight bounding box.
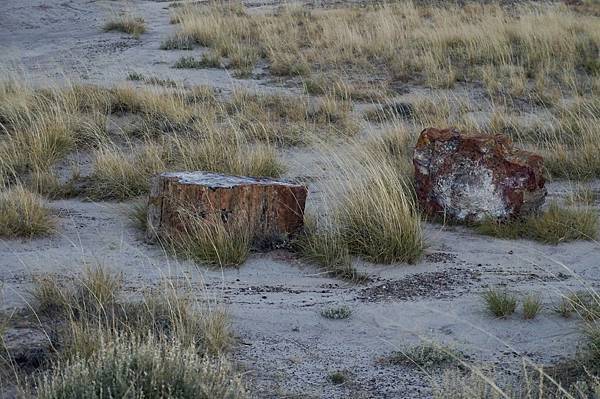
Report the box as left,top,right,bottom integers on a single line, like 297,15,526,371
146,172,308,245
413,128,546,222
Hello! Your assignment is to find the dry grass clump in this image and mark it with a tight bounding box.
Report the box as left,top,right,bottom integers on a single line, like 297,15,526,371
167,212,251,267
87,130,284,201
333,145,424,264
522,294,542,320
36,335,244,399
170,133,285,178
19,267,240,397
226,89,358,144
0,185,54,238
541,100,600,180
295,217,364,281
87,142,167,200
303,75,391,102
166,2,599,93
477,202,598,244
103,13,146,38
0,81,108,188
482,288,517,318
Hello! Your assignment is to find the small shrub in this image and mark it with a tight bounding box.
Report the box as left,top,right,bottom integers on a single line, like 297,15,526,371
174,56,204,69
0,185,54,238
103,15,146,38
327,371,347,385
175,52,222,69
483,288,517,318
522,294,542,320
320,305,352,320
386,343,461,369
36,335,246,399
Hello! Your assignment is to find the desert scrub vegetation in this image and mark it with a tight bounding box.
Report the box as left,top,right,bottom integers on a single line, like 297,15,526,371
0,185,54,238
9,268,243,397
103,13,146,38
165,2,599,91
36,335,244,399
86,134,284,200
476,202,598,244
0,80,108,189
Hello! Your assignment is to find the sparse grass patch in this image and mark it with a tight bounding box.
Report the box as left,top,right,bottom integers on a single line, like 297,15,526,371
87,142,167,200
129,201,148,231
320,305,352,320
476,202,598,244
168,212,251,267
174,52,223,69
0,185,54,238
127,71,145,81
385,343,462,369
522,294,542,320
103,14,146,38
563,292,600,321
294,217,367,281
25,268,235,362
483,288,517,318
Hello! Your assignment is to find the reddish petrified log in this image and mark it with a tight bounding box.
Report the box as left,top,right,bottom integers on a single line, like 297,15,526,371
413,128,546,222
146,172,308,245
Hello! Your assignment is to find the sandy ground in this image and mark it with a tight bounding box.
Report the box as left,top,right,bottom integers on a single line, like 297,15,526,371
1,1,600,398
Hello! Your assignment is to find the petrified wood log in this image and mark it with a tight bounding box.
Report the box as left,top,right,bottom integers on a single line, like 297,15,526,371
413,128,546,222
146,172,308,245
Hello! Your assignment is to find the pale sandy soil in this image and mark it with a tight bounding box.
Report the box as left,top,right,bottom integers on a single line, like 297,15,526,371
1,1,599,398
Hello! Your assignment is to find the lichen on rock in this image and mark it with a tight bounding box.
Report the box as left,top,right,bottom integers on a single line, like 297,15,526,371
413,128,546,222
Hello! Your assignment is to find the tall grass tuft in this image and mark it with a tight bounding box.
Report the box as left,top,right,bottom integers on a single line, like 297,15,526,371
295,217,359,280
337,160,424,264
168,211,251,267
0,185,54,237
103,14,146,38
483,288,517,318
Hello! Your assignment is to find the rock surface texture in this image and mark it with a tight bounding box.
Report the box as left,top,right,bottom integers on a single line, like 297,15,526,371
146,172,308,244
413,128,546,222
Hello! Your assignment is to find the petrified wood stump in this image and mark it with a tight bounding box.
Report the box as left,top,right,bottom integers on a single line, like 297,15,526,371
413,128,546,222
146,172,308,245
